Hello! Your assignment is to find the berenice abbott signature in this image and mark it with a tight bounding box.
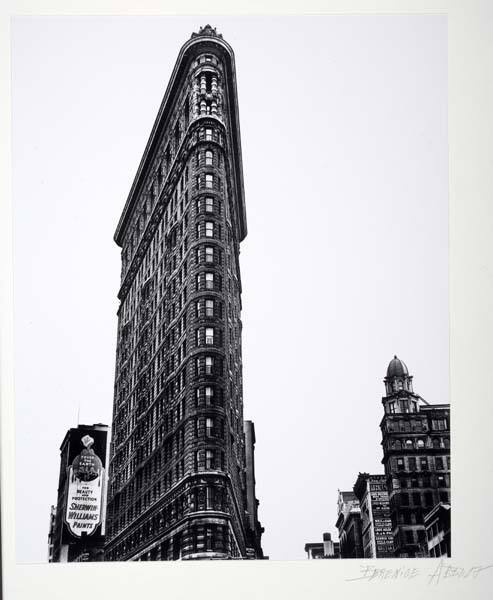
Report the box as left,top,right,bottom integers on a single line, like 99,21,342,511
346,560,493,585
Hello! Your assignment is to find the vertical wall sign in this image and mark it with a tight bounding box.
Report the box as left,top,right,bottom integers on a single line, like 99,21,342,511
64,435,104,537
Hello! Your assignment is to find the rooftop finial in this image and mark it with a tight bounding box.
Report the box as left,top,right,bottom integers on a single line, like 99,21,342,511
191,24,223,39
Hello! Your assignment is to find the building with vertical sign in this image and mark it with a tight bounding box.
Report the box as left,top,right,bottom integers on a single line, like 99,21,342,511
105,25,263,561
353,473,394,558
380,356,450,557
50,423,109,562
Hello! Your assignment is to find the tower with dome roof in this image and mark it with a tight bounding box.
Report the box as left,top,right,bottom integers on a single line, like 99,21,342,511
380,356,450,557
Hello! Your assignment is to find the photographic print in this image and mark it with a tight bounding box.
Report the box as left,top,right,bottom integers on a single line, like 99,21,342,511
12,15,448,564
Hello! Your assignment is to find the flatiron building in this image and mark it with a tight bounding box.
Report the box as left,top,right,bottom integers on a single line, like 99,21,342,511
105,25,263,561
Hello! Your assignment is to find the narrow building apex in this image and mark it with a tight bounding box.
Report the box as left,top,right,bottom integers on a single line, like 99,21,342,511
192,24,223,39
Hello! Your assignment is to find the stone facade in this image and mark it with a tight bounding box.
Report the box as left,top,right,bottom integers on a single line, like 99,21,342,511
380,357,450,557
105,25,263,561
424,502,451,557
335,491,363,558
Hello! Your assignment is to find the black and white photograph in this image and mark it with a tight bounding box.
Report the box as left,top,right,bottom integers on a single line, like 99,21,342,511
1,3,492,598
11,15,451,566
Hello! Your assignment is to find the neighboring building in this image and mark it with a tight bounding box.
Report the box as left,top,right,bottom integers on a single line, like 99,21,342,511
105,25,263,561
50,424,109,562
335,491,363,558
244,421,264,558
353,473,394,558
424,502,451,557
47,505,56,562
304,543,325,560
304,533,340,559
380,356,450,557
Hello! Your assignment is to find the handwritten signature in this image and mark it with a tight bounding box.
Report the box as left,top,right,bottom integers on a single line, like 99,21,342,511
346,560,493,585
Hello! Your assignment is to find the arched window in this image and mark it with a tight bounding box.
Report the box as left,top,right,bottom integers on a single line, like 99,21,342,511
405,439,413,448
417,439,425,448
433,438,440,449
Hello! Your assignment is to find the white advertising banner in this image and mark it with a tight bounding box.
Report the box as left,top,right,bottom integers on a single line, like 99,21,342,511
64,434,104,537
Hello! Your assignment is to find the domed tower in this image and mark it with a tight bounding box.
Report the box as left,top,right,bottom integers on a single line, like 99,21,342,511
379,356,451,558
382,356,419,415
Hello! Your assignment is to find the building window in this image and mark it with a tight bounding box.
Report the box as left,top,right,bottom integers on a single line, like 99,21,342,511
205,197,214,212
205,246,214,263
405,439,413,448
417,439,425,448
205,128,213,141
205,174,213,189
205,356,213,374
205,328,214,344
405,530,414,544
397,458,405,471
437,475,446,487
205,450,214,469
388,401,396,414
206,487,213,509
412,492,421,506
408,457,416,471
420,457,428,470
435,457,444,470
401,493,409,506
205,150,213,166
205,273,214,289
206,417,214,436
205,299,214,317
205,221,214,237
424,491,433,506
205,387,213,404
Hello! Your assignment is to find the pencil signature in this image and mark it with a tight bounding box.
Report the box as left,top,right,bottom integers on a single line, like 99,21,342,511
345,560,493,585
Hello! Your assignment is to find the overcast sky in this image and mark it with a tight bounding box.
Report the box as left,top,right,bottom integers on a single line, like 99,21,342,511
12,15,447,563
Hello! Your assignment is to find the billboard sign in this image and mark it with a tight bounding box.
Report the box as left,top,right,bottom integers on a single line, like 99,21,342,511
64,434,105,537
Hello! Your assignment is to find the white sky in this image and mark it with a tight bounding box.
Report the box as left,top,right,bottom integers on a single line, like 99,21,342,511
12,15,448,563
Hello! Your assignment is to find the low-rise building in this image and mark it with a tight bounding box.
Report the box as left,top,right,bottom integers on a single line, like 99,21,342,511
50,423,109,562
304,533,340,559
424,502,450,557
335,491,363,558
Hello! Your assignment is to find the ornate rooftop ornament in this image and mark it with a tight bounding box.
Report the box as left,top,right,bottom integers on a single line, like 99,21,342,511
191,24,223,39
